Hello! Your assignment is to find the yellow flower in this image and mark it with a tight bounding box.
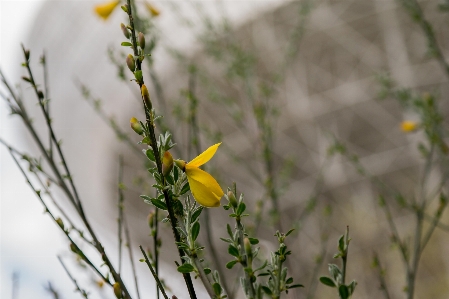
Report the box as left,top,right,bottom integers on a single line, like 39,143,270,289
94,0,120,20
175,143,224,207
400,121,418,132
145,1,160,17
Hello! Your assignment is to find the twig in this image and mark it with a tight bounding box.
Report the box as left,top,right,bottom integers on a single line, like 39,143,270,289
58,256,89,299
123,213,142,299
372,253,392,299
399,0,449,78
139,246,169,299
118,156,124,274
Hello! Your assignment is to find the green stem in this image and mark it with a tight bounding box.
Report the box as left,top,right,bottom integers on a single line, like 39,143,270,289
139,246,169,299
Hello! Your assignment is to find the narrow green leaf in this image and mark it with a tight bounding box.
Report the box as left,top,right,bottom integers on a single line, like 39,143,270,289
228,245,239,257
236,202,246,215
191,222,200,241
287,284,304,289
121,42,132,47
339,285,349,299
191,207,203,222
180,182,190,195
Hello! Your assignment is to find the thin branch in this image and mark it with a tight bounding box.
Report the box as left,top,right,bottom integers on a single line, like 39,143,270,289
123,213,142,299
139,246,169,299
58,256,89,299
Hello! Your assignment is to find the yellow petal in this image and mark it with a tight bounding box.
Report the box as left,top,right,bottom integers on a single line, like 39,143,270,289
187,143,221,168
186,167,224,198
186,167,223,207
94,0,120,20
145,1,161,17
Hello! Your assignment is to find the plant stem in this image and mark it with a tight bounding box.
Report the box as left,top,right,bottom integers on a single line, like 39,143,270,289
139,246,169,299
58,256,89,299
125,1,197,298
123,213,141,299
118,156,124,274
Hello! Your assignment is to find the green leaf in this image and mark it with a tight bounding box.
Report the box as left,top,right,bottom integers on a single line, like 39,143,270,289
191,207,203,222
287,284,304,289
236,202,246,215
134,70,143,83
140,195,167,210
338,234,345,253
177,263,194,273
285,228,295,236
226,224,233,238
348,280,357,295
191,222,200,241
121,42,132,47
319,276,336,288
212,283,222,295
261,286,272,295
286,277,293,284
173,165,178,181
339,285,349,299
180,182,190,195
228,245,239,257
139,259,144,262
226,260,238,269
145,149,155,161
165,174,174,185
204,268,211,275
248,237,259,245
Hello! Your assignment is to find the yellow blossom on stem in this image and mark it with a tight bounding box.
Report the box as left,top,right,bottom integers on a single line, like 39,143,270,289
94,0,120,20
175,143,224,207
145,1,160,17
400,121,418,132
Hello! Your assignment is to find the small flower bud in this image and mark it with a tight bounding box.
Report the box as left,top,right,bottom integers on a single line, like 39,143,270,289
400,121,418,133
148,211,155,228
120,23,130,39
70,243,78,254
113,282,122,299
24,50,30,61
172,296,178,299
162,151,174,176
130,117,144,135
96,280,105,288
141,84,152,109
227,190,238,208
138,32,146,50
126,54,135,72
37,90,44,99
121,4,129,13
56,217,64,230
244,237,252,260
174,159,186,171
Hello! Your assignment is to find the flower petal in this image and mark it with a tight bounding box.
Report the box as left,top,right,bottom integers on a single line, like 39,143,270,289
94,0,120,20
187,143,221,168
186,167,224,198
186,168,223,207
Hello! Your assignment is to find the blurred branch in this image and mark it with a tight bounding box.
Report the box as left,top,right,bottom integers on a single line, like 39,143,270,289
58,256,89,299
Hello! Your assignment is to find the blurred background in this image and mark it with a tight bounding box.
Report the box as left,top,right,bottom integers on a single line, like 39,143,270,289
1,0,449,298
